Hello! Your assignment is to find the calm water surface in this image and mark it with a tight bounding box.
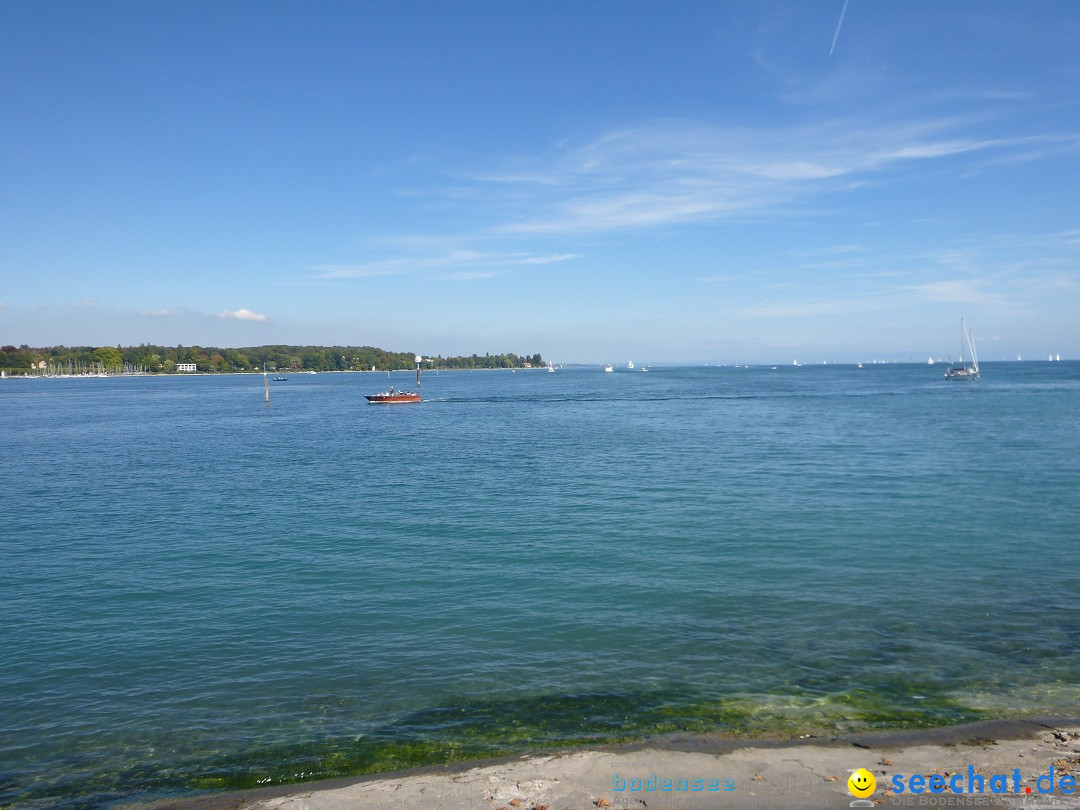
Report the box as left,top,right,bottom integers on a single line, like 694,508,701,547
2,364,1079,807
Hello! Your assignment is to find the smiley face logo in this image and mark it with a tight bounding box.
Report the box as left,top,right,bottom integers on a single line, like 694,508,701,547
848,768,876,798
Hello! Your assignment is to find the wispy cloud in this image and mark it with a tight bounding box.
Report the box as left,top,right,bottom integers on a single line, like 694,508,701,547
138,308,171,317
906,278,1007,306
738,294,890,320
220,309,268,322
785,243,872,257
308,251,578,279
696,275,744,285
436,271,502,282
466,117,1072,236
318,97,1077,297
732,239,1065,320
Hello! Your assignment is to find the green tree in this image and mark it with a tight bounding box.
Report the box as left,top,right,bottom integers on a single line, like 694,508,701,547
93,346,124,371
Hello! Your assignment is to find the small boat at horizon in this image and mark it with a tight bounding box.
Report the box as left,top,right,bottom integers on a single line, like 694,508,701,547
944,318,980,380
604,364,613,372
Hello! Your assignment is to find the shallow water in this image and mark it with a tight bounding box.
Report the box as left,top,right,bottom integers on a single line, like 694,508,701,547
1,363,1078,807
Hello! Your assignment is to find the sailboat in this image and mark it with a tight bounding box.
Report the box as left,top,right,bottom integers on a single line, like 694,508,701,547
944,319,979,380
547,361,555,373
627,360,634,369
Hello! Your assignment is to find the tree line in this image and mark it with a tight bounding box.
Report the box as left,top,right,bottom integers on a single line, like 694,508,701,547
0,344,546,374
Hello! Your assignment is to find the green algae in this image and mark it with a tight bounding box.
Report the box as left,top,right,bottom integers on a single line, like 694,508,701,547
184,687,990,794
830,688,987,729
3,684,1021,805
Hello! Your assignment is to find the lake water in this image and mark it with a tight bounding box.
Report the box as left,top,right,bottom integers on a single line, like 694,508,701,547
2,363,1078,807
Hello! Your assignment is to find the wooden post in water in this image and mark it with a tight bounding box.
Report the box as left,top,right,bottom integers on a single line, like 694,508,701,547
415,355,422,391
264,368,269,403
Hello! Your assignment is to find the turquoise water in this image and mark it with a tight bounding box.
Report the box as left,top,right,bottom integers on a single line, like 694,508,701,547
1,363,1078,807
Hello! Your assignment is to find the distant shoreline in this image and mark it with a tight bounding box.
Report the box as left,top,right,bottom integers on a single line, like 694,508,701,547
0,366,562,379
3,359,1074,380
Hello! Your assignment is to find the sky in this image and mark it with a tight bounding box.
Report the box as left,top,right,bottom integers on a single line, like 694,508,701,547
2,0,1079,364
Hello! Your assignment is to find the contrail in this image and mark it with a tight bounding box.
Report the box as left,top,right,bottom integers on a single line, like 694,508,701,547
829,0,850,56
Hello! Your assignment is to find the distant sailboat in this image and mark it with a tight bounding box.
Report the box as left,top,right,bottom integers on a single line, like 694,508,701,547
547,361,555,373
944,319,979,380
627,360,634,369
928,357,934,365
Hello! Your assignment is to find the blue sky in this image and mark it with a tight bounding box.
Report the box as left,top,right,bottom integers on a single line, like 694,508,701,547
2,0,1078,363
